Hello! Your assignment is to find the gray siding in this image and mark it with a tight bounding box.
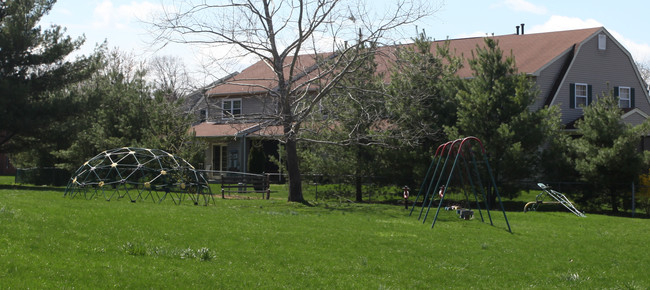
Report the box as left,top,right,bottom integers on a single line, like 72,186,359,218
193,95,277,122
188,97,220,122
623,111,648,126
243,95,277,116
532,51,571,111
551,31,650,125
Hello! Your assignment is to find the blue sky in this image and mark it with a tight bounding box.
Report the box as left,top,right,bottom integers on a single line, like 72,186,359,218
41,0,650,83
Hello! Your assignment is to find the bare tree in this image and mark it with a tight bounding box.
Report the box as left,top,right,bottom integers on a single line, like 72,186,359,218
637,60,650,91
149,55,193,101
151,0,435,202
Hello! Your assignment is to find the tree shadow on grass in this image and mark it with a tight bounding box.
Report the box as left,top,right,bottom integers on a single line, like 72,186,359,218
299,200,404,218
0,184,67,193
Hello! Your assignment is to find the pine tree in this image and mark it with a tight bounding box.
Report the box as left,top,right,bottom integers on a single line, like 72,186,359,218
571,92,650,212
446,38,562,200
384,31,462,187
300,42,386,202
387,31,461,148
0,0,101,148
13,50,201,171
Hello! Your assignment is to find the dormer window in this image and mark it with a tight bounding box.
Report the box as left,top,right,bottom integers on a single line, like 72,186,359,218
222,99,242,119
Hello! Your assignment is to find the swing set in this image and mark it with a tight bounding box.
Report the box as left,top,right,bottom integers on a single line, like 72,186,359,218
409,137,512,233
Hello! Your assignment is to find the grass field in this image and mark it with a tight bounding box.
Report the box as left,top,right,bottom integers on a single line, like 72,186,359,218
0,176,648,288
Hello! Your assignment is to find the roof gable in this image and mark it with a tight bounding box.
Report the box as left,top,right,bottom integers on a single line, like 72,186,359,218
548,27,650,116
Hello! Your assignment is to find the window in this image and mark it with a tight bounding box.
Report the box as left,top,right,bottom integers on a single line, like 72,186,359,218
618,87,631,108
615,86,635,108
222,99,242,118
574,83,588,107
570,83,592,109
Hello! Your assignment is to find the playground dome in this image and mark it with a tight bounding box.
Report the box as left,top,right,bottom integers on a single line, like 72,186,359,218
64,147,212,205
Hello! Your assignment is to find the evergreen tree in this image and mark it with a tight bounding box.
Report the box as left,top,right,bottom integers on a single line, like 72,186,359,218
247,140,267,175
13,49,202,171
387,31,461,148
300,43,386,202
385,31,462,186
571,92,650,212
446,38,562,200
0,0,101,148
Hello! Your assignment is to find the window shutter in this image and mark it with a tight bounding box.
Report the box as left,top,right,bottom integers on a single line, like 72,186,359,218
613,86,619,97
631,87,636,108
587,85,593,105
569,83,575,108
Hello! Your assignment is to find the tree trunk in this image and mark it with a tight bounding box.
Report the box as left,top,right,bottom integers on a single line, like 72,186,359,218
355,145,363,202
355,175,363,202
610,188,619,213
286,137,304,202
489,186,497,210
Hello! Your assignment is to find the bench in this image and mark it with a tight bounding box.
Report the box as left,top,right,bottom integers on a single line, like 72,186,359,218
220,174,270,199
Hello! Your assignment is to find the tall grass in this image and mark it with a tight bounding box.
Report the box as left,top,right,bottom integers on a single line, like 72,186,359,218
0,186,648,288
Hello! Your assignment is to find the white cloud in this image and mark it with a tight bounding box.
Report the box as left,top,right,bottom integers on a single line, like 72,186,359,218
528,15,602,33
92,1,161,30
609,30,650,63
92,1,114,29
122,2,161,23
529,16,650,63
500,0,548,15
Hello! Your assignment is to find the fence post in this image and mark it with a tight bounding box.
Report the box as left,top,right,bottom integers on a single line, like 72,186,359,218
632,182,635,217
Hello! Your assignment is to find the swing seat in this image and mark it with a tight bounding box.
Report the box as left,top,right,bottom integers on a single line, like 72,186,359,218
459,209,474,220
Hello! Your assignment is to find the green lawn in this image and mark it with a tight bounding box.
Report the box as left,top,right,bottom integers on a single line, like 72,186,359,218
0,183,648,288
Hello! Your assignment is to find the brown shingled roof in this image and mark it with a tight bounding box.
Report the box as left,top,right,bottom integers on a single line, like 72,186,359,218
206,53,332,96
455,27,601,77
206,27,602,95
375,27,601,79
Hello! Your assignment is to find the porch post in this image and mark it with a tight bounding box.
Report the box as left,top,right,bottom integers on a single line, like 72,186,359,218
240,135,247,173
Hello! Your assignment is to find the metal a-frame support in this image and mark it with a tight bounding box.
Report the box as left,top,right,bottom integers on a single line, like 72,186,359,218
409,137,512,233
529,183,586,217
409,140,453,220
